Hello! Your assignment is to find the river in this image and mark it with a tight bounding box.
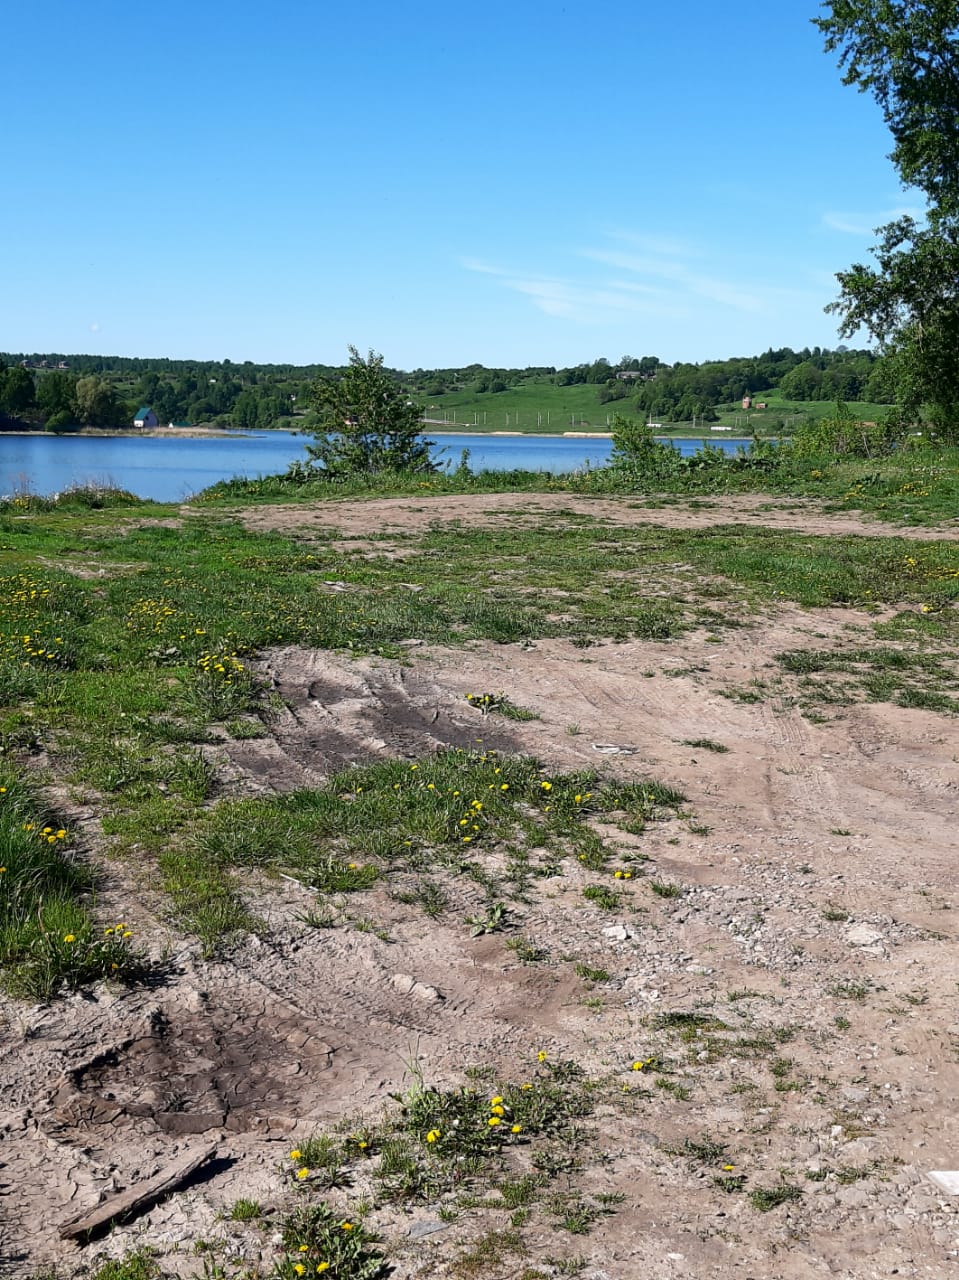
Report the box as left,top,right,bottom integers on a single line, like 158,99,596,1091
0,430,754,503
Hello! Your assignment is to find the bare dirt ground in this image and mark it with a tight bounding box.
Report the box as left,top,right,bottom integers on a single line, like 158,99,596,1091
3,496,959,1280
237,490,959,541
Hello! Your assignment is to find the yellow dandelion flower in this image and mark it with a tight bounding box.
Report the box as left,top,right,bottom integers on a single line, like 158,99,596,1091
294,1265,306,1275
487,1116,501,1127
316,1266,330,1275
537,1051,548,1062
296,1167,311,1180
490,1105,505,1116
511,1124,522,1134
298,1245,309,1252
631,1061,644,1071
540,781,552,790
340,1221,354,1231
425,1129,441,1143
490,1095,503,1105
723,1163,735,1171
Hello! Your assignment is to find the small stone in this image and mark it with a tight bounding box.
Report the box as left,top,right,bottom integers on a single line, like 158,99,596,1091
408,1220,448,1239
846,923,884,947
602,924,631,942
410,982,443,1003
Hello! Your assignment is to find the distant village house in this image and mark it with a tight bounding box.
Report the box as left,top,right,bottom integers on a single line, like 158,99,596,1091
134,406,159,429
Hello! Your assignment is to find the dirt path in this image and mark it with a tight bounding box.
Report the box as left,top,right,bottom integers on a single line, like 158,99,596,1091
236,491,959,541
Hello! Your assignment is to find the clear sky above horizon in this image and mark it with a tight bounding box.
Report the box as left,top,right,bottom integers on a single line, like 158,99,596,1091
2,0,918,370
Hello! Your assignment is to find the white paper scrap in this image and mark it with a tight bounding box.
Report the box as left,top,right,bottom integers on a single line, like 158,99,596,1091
927,1171,959,1195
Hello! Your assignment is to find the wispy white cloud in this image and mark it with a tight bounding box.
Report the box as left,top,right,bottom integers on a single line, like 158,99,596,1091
460,227,824,328
601,229,700,259
580,247,763,311
459,256,688,323
821,206,924,235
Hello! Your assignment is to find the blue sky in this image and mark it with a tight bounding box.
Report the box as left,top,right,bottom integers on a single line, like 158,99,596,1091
1,0,919,369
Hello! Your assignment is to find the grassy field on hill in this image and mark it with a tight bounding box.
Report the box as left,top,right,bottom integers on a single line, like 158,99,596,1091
422,380,894,437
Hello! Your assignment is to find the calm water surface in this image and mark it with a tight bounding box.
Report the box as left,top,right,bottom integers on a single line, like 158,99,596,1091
0,430,753,502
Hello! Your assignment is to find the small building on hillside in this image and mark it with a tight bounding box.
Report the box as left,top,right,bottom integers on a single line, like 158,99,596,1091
133,406,159,429
742,393,753,410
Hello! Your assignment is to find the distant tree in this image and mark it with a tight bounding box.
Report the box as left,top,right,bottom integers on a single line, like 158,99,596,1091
306,347,434,477
36,371,76,419
0,366,36,415
73,375,122,427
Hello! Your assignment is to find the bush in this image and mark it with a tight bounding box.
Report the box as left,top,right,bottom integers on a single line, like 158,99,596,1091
792,404,907,458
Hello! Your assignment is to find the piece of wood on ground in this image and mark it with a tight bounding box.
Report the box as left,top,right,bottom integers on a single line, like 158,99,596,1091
927,1171,959,1195
59,1142,218,1240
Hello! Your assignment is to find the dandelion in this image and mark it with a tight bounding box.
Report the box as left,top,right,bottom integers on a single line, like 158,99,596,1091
340,1221,354,1231
631,1061,645,1071
500,783,509,791
537,1050,548,1062
298,1245,309,1253
294,1265,306,1275
487,1116,501,1127
490,1105,505,1117
540,781,552,791
722,1163,735,1172
490,1095,503,1105
511,1124,522,1134
425,1129,441,1143
521,1082,533,1090
63,934,76,943
316,1266,330,1275
296,1168,311,1180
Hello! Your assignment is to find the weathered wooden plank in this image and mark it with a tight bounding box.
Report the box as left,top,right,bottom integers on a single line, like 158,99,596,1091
59,1142,217,1240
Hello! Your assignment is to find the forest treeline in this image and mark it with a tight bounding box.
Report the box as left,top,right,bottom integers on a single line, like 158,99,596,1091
0,345,891,432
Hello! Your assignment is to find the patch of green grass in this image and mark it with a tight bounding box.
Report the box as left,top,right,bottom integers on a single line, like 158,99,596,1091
777,642,958,713
581,884,621,911
749,1183,803,1212
465,691,540,721
681,737,729,753
650,880,683,899
0,769,147,999
573,962,610,983
89,1252,160,1280
228,1197,262,1221
276,1201,388,1279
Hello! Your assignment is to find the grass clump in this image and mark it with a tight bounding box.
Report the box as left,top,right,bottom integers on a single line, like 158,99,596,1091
0,771,146,999
465,691,540,721
749,1182,803,1212
275,1201,388,1279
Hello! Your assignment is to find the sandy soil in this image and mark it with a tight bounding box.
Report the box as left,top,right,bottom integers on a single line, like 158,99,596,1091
236,490,959,542
3,497,959,1279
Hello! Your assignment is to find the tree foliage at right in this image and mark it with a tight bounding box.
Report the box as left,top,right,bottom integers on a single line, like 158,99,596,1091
816,0,959,434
